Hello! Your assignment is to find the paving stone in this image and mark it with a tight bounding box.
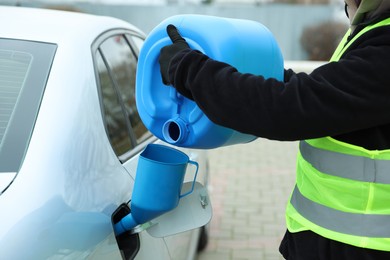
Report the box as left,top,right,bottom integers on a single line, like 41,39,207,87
197,139,297,260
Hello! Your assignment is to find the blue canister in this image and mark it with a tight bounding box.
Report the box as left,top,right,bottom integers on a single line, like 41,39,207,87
136,14,284,149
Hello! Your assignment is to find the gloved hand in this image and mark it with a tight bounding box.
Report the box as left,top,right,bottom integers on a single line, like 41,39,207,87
159,24,190,85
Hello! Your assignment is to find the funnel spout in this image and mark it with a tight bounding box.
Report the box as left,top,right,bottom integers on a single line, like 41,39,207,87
114,213,138,236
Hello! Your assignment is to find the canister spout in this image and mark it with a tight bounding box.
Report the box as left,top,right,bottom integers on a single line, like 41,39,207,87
162,117,189,144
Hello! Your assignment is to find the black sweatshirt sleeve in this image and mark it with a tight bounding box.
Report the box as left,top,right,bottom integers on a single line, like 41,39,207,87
167,28,390,141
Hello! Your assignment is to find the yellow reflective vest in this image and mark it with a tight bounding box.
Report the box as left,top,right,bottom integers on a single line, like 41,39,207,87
286,17,390,252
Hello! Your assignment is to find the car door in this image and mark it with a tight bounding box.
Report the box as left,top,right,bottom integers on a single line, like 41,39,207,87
92,29,197,260
92,29,210,260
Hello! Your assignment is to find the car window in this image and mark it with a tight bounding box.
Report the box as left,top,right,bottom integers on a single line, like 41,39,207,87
0,39,56,172
0,50,31,145
128,35,144,53
96,33,149,157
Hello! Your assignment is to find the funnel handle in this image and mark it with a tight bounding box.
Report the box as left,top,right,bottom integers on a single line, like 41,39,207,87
179,160,198,198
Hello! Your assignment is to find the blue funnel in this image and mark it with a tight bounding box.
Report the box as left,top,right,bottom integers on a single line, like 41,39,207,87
136,14,284,149
114,205,162,235
114,144,198,235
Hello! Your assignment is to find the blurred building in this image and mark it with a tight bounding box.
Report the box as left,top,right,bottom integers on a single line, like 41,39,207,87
2,0,347,60
4,0,343,4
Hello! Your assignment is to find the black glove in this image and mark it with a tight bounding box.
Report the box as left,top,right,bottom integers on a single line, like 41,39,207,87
159,24,190,85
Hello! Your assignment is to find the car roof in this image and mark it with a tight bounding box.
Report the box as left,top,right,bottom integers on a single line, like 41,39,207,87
0,6,144,44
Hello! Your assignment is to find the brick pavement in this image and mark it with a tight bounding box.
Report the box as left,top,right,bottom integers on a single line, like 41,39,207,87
197,138,298,260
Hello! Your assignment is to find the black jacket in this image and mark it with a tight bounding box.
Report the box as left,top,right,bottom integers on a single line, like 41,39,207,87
167,15,390,258
168,18,390,151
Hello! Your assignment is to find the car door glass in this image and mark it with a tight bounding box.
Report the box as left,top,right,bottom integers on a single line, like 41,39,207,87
96,50,133,156
97,34,149,156
128,35,144,53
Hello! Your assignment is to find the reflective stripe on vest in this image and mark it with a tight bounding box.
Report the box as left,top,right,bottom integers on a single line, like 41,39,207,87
300,140,390,184
286,17,390,251
291,185,390,238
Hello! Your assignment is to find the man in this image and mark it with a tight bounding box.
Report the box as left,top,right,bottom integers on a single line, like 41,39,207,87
159,0,390,259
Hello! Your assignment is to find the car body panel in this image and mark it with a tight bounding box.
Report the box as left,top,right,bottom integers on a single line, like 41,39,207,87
0,6,210,260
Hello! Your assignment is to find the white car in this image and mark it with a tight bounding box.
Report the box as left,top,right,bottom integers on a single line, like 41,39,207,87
0,6,211,259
